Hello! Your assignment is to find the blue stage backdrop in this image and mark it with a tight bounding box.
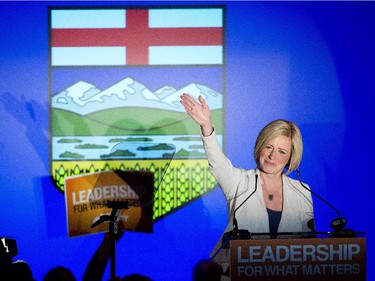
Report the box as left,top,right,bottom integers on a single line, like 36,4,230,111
0,1,374,281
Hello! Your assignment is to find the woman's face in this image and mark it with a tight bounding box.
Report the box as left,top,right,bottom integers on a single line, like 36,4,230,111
259,135,292,175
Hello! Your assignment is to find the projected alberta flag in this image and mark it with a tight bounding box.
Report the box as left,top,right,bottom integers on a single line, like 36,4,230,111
51,8,223,65
49,6,225,220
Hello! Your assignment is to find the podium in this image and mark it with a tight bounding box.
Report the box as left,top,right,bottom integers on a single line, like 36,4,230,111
230,237,366,281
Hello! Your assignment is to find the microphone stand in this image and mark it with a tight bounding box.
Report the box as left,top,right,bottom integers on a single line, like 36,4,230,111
220,174,258,251
296,169,355,238
91,200,130,281
232,174,258,239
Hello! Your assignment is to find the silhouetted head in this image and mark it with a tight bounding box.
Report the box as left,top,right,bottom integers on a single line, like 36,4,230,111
43,266,76,281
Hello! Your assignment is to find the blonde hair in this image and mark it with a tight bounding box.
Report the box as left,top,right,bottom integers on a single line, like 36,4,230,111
254,119,303,174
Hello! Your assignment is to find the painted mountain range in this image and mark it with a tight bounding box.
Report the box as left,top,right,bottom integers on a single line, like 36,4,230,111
52,77,222,116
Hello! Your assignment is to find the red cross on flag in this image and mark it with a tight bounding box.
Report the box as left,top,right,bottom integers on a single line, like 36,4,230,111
51,8,223,66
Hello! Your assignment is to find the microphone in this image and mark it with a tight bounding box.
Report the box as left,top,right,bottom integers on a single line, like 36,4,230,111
91,201,130,229
220,173,258,250
296,169,355,238
233,174,258,236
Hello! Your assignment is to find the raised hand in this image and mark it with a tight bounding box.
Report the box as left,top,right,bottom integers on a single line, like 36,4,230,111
180,93,214,136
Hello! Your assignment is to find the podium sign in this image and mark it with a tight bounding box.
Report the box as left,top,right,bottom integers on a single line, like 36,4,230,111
65,170,154,237
230,237,366,281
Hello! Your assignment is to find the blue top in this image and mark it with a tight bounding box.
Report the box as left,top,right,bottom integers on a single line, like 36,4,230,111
267,208,282,238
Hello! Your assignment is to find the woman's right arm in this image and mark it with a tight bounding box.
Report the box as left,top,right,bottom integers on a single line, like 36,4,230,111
180,93,242,196
180,93,214,137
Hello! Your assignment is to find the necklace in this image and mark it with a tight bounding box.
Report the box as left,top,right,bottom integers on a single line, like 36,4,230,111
266,183,283,201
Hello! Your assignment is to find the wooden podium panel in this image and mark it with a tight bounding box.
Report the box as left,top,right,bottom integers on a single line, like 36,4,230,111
230,237,366,281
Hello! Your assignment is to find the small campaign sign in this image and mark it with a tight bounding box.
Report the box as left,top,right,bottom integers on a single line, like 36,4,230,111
65,170,154,237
